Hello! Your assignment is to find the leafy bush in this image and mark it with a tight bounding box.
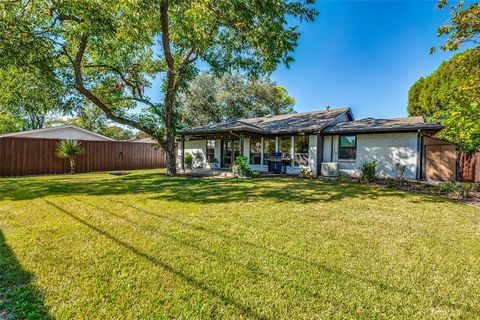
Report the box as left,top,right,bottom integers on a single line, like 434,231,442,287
300,168,313,178
251,170,261,178
184,153,193,169
360,160,377,182
336,175,350,183
56,140,84,174
233,156,251,177
393,162,406,179
433,182,477,199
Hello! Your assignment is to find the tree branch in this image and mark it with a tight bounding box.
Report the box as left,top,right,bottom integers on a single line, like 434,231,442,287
72,35,154,135
84,63,144,98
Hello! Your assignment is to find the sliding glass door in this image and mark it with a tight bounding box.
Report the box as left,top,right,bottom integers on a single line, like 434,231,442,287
221,139,240,168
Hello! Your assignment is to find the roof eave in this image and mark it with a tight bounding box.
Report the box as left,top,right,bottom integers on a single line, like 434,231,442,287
322,126,443,135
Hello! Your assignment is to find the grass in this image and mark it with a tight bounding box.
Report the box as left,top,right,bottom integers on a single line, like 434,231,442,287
0,169,479,319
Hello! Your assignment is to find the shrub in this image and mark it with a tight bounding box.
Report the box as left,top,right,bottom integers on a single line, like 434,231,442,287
433,182,477,199
56,140,84,174
393,162,406,179
300,168,313,178
336,175,350,183
360,160,377,182
233,156,251,177
184,153,193,169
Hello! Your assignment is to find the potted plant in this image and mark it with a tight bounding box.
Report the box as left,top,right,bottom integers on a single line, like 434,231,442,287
184,153,193,169
212,157,219,169
233,156,251,178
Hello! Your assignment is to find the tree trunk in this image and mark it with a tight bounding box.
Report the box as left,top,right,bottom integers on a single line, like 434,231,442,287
69,158,76,174
163,75,177,176
164,131,176,176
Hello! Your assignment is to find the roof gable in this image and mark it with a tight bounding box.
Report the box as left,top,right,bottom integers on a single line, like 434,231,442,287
0,125,116,141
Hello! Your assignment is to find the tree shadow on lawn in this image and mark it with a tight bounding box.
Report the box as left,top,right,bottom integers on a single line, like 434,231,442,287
44,199,267,320
45,198,480,319
0,171,452,206
0,231,51,319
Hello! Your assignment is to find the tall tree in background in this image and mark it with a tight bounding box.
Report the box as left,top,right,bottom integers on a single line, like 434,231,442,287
0,66,72,131
181,72,295,127
409,48,480,153
432,0,479,53
408,1,480,153
0,0,317,175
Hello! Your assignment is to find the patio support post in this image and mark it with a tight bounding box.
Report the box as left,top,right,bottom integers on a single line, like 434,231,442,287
240,134,245,157
181,135,185,171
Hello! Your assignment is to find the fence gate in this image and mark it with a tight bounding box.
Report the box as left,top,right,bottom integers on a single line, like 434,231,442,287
460,152,480,182
425,144,457,181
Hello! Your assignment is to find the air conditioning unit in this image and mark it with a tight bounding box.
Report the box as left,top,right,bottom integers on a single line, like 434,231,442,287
321,162,339,177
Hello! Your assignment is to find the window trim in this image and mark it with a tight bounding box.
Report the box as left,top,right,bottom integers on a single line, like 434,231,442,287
338,134,357,161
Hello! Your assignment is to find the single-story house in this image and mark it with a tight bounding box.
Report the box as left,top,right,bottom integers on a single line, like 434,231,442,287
177,108,458,180
0,125,115,141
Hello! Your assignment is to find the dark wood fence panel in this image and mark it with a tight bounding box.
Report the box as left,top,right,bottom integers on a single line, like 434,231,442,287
0,137,166,177
460,152,480,183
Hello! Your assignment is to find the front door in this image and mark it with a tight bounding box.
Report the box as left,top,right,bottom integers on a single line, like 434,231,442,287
221,139,240,168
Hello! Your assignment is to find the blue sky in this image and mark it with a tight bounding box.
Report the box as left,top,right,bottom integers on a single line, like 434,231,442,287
271,0,467,119
145,1,471,120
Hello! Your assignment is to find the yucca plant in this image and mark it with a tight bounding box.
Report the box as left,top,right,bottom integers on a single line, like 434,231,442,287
56,140,85,174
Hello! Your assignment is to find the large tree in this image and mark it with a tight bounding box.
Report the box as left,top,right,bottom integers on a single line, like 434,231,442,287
408,48,480,153
410,0,480,153
0,0,317,175
0,66,72,131
181,72,295,127
432,0,479,53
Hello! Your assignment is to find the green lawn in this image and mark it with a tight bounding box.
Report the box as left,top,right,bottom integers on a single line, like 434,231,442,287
0,170,479,319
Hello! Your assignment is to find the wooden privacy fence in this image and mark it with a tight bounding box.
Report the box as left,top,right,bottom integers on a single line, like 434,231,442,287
0,137,166,177
460,152,480,183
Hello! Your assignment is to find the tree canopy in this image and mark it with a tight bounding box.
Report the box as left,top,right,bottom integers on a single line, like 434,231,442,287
181,72,295,127
408,47,480,153
0,66,73,131
0,0,317,174
432,0,479,52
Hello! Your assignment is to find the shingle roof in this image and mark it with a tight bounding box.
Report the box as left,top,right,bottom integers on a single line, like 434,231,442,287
322,117,442,134
181,108,352,135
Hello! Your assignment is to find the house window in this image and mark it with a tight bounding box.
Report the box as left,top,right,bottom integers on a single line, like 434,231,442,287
280,136,292,166
206,140,215,163
294,135,309,166
250,138,261,165
338,135,357,160
263,138,276,164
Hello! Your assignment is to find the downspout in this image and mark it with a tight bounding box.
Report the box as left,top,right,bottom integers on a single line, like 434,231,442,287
181,135,185,171
416,130,423,180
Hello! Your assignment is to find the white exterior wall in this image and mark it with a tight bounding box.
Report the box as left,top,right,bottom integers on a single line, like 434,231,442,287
180,135,317,174
328,132,419,179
